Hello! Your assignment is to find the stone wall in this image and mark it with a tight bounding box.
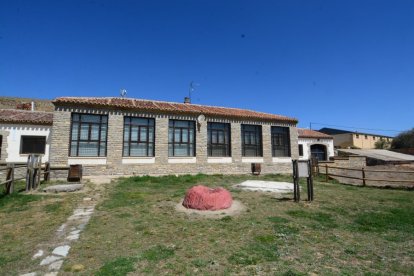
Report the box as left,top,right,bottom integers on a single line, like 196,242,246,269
50,106,298,176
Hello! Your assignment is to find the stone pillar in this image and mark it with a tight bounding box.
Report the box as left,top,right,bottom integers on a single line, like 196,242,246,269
231,123,242,163
290,126,299,159
155,116,169,164
49,109,71,166
262,125,272,162
106,111,123,171
196,120,208,163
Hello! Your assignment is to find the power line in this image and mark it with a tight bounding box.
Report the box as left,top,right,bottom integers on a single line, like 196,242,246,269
310,122,403,133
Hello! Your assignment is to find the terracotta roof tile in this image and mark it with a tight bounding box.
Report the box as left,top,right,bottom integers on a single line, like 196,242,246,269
53,97,298,124
298,128,333,139
0,109,53,125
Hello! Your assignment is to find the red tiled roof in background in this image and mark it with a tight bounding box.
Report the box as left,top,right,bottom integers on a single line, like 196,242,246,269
0,109,53,125
53,97,298,124
298,128,333,139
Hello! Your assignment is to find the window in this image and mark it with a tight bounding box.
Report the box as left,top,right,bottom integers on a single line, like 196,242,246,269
373,136,376,140
0,135,2,158
356,134,359,139
299,144,304,157
20,136,46,154
241,124,262,157
208,122,231,157
365,135,368,139
123,117,155,157
69,113,108,157
271,126,290,157
168,120,195,157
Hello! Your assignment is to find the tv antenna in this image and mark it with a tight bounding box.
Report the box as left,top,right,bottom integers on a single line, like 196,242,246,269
188,81,200,102
120,88,127,98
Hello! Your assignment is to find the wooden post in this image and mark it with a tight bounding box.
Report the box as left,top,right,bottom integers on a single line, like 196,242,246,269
325,164,328,182
5,164,14,194
26,155,32,191
362,167,366,186
44,162,50,182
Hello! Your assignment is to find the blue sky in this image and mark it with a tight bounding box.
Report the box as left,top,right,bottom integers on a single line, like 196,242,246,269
1,0,413,136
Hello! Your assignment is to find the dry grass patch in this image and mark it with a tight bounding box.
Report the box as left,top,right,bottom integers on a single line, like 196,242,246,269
60,174,414,275
0,182,83,275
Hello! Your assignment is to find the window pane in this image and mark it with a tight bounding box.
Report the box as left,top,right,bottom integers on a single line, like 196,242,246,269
21,136,46,154
123,143,129,156
80,124,89,139
131,126,139,141
148,128,154,142
174,144,188,156
168,128,173,143
174,129,181,142
100,125,107,141
81,114,101,123
174,121,189,128
124,126,130,142
130,143,147,156
70,142,77,156
91,124,100,140
71,123,79,140
140,127,147,142
78,141,99,156
182,130,188,143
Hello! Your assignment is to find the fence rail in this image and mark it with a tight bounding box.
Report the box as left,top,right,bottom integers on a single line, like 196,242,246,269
317,164,414,186
1,161,70,195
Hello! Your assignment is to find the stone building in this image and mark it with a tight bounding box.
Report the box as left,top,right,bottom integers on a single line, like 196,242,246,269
297,128,334,161
50,97,298,176
0,109,53,163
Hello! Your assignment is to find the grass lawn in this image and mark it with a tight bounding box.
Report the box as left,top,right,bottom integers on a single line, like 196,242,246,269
59,174,414,275
0,181,83,275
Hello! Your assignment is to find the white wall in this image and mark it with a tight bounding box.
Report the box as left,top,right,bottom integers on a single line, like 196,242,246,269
298,138,334,161
0,124,51,163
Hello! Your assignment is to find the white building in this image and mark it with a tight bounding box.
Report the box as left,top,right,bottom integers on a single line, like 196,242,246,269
298,128,334,161
0,109,53,163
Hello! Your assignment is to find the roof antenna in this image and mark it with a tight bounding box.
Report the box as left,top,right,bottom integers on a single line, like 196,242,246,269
188,81,200,103
120,88,127,98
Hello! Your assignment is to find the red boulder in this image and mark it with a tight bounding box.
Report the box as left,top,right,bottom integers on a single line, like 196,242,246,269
182,185,233,211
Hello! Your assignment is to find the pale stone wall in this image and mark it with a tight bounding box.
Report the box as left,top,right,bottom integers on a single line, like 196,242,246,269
50,106,298,176
298,138,334,161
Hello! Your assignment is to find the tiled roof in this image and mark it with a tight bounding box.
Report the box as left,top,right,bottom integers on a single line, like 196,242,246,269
0,109,53,125
53,97,298,124
298,128,333,139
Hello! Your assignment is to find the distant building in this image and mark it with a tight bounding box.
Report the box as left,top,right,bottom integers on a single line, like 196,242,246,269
318,128,393,149
298,129,334,161
0,109,53,163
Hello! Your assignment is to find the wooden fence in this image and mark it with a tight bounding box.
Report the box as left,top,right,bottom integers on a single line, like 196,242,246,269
0,162,69,195
317,164,414,187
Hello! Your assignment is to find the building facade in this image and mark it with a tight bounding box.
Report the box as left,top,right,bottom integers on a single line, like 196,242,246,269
298,129,334,161
318,128,393,149
0,109,53,163
50,97,299,176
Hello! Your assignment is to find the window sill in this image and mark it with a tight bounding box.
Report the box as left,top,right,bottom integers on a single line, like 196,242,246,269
168,157,196,163
68,157,107,165
242,157,264,163
272,157,292,163
122,157,155,164
207,157,232,163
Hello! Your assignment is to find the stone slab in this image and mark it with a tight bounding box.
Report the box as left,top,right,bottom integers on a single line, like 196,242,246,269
43,184,84,193
234,180,294,193
52,245,70,257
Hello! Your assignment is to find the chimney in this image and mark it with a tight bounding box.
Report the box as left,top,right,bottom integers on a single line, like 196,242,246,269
184,97,191,104
31,101,35,111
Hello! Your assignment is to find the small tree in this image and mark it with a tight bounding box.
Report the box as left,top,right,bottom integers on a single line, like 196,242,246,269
375,139,391,149
391,128,414,149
